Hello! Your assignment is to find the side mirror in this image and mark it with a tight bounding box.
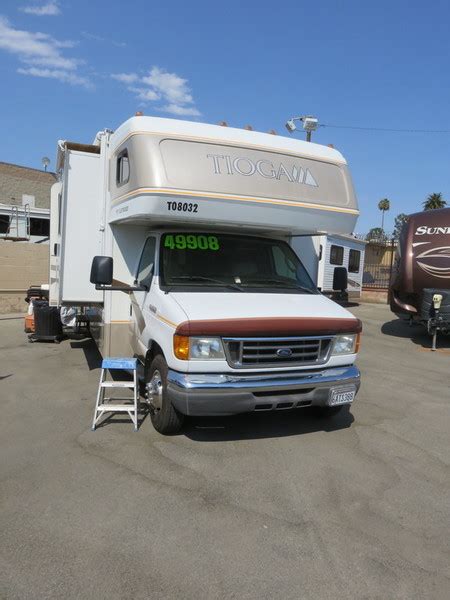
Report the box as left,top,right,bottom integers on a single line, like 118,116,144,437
90,256,148,292
90,256,113,285
333,266,348,292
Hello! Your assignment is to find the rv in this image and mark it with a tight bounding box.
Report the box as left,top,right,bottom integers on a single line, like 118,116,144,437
292,233,366,302
390,207,450,348
51,116,362,433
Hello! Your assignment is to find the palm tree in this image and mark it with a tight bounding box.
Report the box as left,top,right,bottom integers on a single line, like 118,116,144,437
423,193,447,211
378,198,390,230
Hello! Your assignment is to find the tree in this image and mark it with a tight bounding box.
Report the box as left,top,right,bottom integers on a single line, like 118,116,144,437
423,193,447,210
378,198,390,229
393,213,408,240
366,227,387,242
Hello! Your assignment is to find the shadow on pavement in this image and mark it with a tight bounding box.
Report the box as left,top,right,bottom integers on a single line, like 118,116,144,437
70,337,103,370
341,301,360,308
184,406,354,442
382,317,450,350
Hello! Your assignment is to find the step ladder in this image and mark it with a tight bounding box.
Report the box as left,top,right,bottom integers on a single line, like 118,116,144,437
92,358,139,431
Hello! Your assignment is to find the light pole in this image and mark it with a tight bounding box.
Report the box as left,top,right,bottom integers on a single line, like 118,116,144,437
285,115,319,142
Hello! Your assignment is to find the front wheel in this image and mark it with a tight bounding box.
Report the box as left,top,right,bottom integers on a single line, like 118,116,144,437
145,354,184,434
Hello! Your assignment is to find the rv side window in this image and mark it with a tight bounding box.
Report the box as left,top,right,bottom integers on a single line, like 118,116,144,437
349,249,361,273
136,237,156,288
30,218,50,237
116,150,130,186
0,215,10,234
330,245,344,265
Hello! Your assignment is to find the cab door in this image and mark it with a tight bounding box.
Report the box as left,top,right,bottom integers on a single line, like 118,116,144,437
130,236,157,358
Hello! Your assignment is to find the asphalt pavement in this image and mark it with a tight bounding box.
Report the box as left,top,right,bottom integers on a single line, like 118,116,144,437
1,304,449,599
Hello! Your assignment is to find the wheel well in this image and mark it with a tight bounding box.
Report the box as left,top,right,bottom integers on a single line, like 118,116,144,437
145,341,164,370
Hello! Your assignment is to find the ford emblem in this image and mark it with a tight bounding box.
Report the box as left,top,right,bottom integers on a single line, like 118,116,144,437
276,348,292,358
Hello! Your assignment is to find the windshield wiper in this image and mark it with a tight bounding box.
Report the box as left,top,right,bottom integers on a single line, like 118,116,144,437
246,278,316,294
168,275,244,292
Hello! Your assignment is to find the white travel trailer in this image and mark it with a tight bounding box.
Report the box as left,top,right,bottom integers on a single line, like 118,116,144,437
50,116,362,434
292,234,366,300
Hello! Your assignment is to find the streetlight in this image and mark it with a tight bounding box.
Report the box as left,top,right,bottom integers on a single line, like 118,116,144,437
285,115,319,142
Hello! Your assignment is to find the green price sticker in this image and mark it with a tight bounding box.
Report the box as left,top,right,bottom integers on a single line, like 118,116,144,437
164,235,220,251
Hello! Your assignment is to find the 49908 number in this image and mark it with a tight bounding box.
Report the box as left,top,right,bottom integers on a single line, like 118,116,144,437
167,201,198,213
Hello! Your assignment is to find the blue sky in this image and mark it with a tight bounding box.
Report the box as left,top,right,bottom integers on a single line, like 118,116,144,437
0,0,449,233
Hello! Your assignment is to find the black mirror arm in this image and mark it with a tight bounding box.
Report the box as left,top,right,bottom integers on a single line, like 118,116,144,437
95,283,148,292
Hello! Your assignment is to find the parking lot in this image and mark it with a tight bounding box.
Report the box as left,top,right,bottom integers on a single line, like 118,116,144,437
1,303,449,600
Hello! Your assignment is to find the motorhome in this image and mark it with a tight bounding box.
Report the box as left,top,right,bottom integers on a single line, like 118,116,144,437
50,116,362,433
390,207,450,348
292,233,366,301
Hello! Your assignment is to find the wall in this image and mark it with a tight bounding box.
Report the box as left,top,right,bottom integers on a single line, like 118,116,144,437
361,289,388,304
0,162,56,209
0,241,49,313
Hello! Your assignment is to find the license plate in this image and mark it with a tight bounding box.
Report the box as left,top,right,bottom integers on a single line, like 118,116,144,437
328,388,355,406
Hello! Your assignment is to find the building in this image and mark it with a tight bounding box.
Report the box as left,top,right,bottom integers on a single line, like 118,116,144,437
0,162,55,313
0,161,55,242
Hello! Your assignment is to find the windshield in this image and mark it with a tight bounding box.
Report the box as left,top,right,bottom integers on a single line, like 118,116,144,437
160,233,318,293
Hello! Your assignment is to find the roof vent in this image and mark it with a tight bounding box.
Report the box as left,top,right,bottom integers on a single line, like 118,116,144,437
218,121,228,127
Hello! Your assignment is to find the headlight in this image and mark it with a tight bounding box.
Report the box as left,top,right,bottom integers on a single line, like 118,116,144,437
331,334,359,355
190,337,225,359
173,335,225,360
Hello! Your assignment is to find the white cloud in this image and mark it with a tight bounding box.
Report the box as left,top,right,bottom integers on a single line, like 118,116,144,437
0,16,90,87
20,2,61,16
142,67,193,105
162,103,201,117
111,72,139,84
129,87,160,102
111,66,201,117
81,31,126,48
17,67,91,88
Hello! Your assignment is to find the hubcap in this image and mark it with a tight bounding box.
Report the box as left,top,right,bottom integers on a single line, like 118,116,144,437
146,370,163,412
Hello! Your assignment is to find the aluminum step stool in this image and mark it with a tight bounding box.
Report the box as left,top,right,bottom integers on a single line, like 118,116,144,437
92,358,139,431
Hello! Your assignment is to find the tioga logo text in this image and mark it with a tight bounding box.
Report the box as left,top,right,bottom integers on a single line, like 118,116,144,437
207,154,318,187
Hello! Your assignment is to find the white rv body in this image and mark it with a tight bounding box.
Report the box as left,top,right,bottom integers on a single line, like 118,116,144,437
291,234,366,299
50,116,362,431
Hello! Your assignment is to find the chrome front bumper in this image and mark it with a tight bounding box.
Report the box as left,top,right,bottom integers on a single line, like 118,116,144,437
167,365,361,416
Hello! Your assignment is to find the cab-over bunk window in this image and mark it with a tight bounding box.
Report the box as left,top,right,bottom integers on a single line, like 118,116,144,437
116,149,130,186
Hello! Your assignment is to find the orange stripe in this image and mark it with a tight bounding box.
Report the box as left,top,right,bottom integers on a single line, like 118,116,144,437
156,314,177,328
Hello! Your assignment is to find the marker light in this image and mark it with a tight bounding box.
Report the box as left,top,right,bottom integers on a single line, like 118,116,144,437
173,335,189,360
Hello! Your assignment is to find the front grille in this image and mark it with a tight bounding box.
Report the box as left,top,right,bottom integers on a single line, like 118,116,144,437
223,336,333,368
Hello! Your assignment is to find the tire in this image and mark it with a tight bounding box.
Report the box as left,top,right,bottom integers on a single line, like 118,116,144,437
314,405,345,418
145,354,184,434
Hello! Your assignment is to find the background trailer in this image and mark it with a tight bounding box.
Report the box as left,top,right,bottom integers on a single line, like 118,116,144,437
291,234,366,300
